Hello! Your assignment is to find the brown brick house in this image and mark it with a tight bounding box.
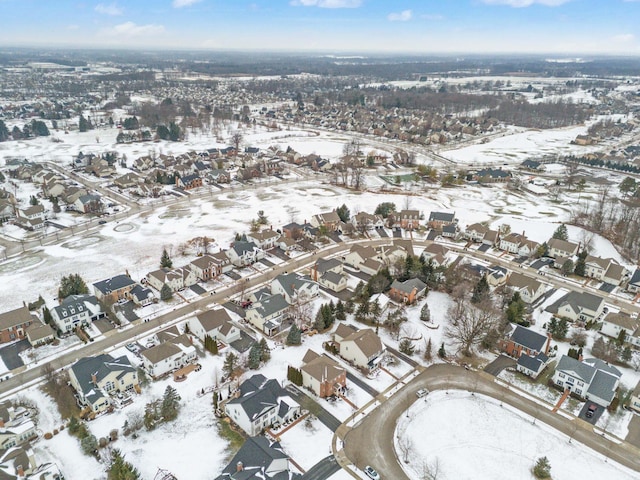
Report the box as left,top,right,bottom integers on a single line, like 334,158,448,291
389,278,427,305
300,350,346,398
0,306,35,343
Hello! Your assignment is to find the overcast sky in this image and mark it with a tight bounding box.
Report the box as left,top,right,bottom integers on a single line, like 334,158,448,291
1,0,639,55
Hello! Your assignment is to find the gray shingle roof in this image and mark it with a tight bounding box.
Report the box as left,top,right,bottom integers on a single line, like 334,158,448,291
509,325,547,352
216,436,295,480
251,294,289,319
93,274,136,295
428,211,455,222
227,375,296,422
587,370,619,404
555,355,596,384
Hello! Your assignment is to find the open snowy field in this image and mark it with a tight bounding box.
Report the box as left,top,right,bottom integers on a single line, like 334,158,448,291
395,391,638,480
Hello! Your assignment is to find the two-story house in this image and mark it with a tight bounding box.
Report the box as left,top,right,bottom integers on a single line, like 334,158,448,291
300,350,347,398
552,355,621,407
93,274,137,303
140,334,197,379
51,294,105,334
0,306,36,344
225,241,265,267
271,273,319,304
189,309,241,345
506,272,547,304
337,327,385,372
547,238,580,259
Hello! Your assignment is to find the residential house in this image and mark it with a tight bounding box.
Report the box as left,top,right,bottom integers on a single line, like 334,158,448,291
388,278,427,304
189,309,241,345
521,159,545,171
214,436,300,480
427,211,456,230
399,210,421,229
465,223,501,245
300,349,347,398
547,238,580,259
517,352,550,379
146,267,193,293
506,272,546,304
420,244,449,267
225,374,299,436
627,268,640,294
113,172,141,189
271,273,318,304
208,169,231,184
73,194,102,214
245,294,289,336
629,381,640,413
584,256,629,286
0,306,36,344
552,355,621,406
176,174,203,190
337,328,385,371
246,229,280,250
499,232,539,257
600,312,640,347
343,244,383,273
225,241,265,267
0,402,37,449
553,291,605,323
93,274,137,303
486,266,508,287
0,445,38,478
310,258,348,292
282,222,315,240
51,294,105,334
140,334,197,379
0,199,15,222
189,253,232,281
69,354,138,414
310,211,341,231
499,324,551,358
16,204,45,230
130,284,154,307
472,168,511,183
351,212,384,231
25,322,55,347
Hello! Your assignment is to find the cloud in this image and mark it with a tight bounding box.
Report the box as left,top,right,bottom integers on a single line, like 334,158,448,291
613,33,635,43
388,10,412,21
290,0,362,8
421,14,444,20
103,21,165,38
172,0,202,7
481,0,571,6
95,3,123,15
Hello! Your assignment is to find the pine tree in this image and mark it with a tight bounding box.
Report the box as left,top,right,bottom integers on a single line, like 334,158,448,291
248,342,262,369
438,342,446,359
161,385,181,421
259,338,270,362
286,324,302,345
80,434,98,455
108,449,141,480
58,273,89,300
213,391,219,412
79,115,91,132
471,276,490,304
399,339,415,355
420,303,431,322
223,352,238,378
160,248,173,268
68,415,80,434
574,250,587,277
43,306,53,326
533,456,551,479
552,224,569,241
335,300,346,320
0,120,9,142
424,337,432,361
160,284,172,301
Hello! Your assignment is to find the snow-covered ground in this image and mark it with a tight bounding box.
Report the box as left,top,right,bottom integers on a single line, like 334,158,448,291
395,391,638,480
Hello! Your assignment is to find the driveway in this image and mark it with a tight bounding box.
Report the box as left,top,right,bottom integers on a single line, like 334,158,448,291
301,455,341,480
0,339,29,370
484,354,516,376
626,412,640,448
285,384,341,432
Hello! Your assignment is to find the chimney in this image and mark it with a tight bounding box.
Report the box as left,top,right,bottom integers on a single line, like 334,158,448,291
237,462,243,472
91,373,97,385
0,417,4,428
17,465,23,477
545,333,552,355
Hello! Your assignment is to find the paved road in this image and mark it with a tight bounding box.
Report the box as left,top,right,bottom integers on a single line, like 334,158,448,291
285,384,342,433
339,364,640,478
386,345,419,368
301,455,341,480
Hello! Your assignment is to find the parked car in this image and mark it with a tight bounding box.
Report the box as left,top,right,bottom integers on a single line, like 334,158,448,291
98,220,107,224
126,343,139,354
416,388,429,398
586,403,598,418
364,466,380,480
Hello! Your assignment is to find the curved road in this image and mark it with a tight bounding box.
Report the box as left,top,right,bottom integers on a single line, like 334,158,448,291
340,364,640,478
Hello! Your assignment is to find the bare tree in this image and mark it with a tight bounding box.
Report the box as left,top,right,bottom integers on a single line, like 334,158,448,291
445,299,499,356
230,132,244,154
397,435,413,463
421,458,440,480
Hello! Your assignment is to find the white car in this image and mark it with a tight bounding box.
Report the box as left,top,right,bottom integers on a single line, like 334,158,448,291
364,466,380,480
416,388,429,398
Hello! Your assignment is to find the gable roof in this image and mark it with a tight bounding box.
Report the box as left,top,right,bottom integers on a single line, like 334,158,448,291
196,309,234,334
272,273,316,299
548,238,579,254
603,311,639,331
428,211,455,223
53,294,101,319
506,272,543,295
630,268,640,286
340,328,383,358
301,350,345,383
70,354,135,397
390,278,427,295
557,291,604,314
231,241,259,256
93,274,136,295
315,257,342,274
217,436,293,480
0,306,34,331
509,325,547,352
249,294,289,319
555,355,597,384
227,375,295,422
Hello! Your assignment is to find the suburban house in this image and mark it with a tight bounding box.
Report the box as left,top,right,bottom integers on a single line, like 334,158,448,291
388,278,427,304
176,173,203,190
271,273,319,304
73,194,102,214
189,309,241,345
282,222,315,240
310,211,341,231
69,354,138,414
214,436,300,480
51,294,105,334
0,402,37,449
584,256,629,286
93,274,137,303
552,355,622,407
472,168,511,183
420,243,450,267
0,306,36,344
552,291,605,323
376,244,408,266
310,257,348,292
399,210,421,230
499,232,539,257
506,272,546,304
300,349,347,398
629,381,640,413
499,325,551,359
246,229,280,250
130,284,155,306
486,266,508,287
427,211,456,230
336,327,385,372
225,374,300,436
343,245,383,274
351,212,384,230
25,322,55,347
146,267,197,293
225,241,265,267
140,334,197,379
547,238,580,259
16,204,45,230
189,252,232,281
517,352,551,379
245,294,290,336
600,312,640,347
627,268,640,293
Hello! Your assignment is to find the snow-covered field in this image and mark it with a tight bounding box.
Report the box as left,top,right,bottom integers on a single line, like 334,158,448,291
395,391,638,480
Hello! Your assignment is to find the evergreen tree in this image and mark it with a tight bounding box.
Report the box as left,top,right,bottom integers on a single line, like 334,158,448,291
144,401,158,430
471,276,490,304
29,195,39,206
286,324,302,345
122,117,139,130
617,329,627,346
156,125,170,140
336,203,350,222
622,345,632,362
399,338,415,355
80,434,98,455
505,291,527,326
213,391,219,412
574,250,587,277
533,457,551,479
420,302,431,322
43,306,53,326
11,125,23,140
345,299,355,314
58,273,89,300
374,202,396,218
248,342,262,369
438,342,446,359
335,300,346,320
160,248,173,268
79,114,91,132
67,415,80,434
259,338,270,362
424,337,432,361
561,259,574,276
161,385,181,421
552,224,569,241
168,122,181,141
31,119,49,136
223,352,238,378
108,449,141,480
160,284,172,301
0,120,9,142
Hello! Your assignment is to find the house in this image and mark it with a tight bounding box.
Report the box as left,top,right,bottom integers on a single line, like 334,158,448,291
427,211,456,230
506,272,546,304
130,284,154,306
146,268,188,293
93,274,137,303
337,328,385,371
399,209,421,229
351,212,384,231
282,222,315,240
521,159,545,171
214,436,300,480
343,244,381,271
486,266,508,287
0,402,37,449
600,312,640,347
473,168,511,183
246,229,280,250
51,294,105,334
271,273,319,304
25,322,55,347
245,294,289,336
176,173,202,190
499,324,551,359
552,355,621,407
189,252,232,281
300,349,347,398
0,445,38,478
376,244,408,266
140,334,197,378
602,262,629,287
16,205,45,230
547,238,580,259
310,258,348,292
442,223,459,239
73,194,102,214
310,211,341,230
517,352,550,379
499,232,539,257
68,354,138,414
189,309,241,344
627,268,640,293
629,381,640,413
553,291,605,322
276,235,298,252
113,172,141,189
225,241,265,267
420,244,449,267
583,256,628,285
225,375,299,436
0,306,36,344
388,278,427,304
